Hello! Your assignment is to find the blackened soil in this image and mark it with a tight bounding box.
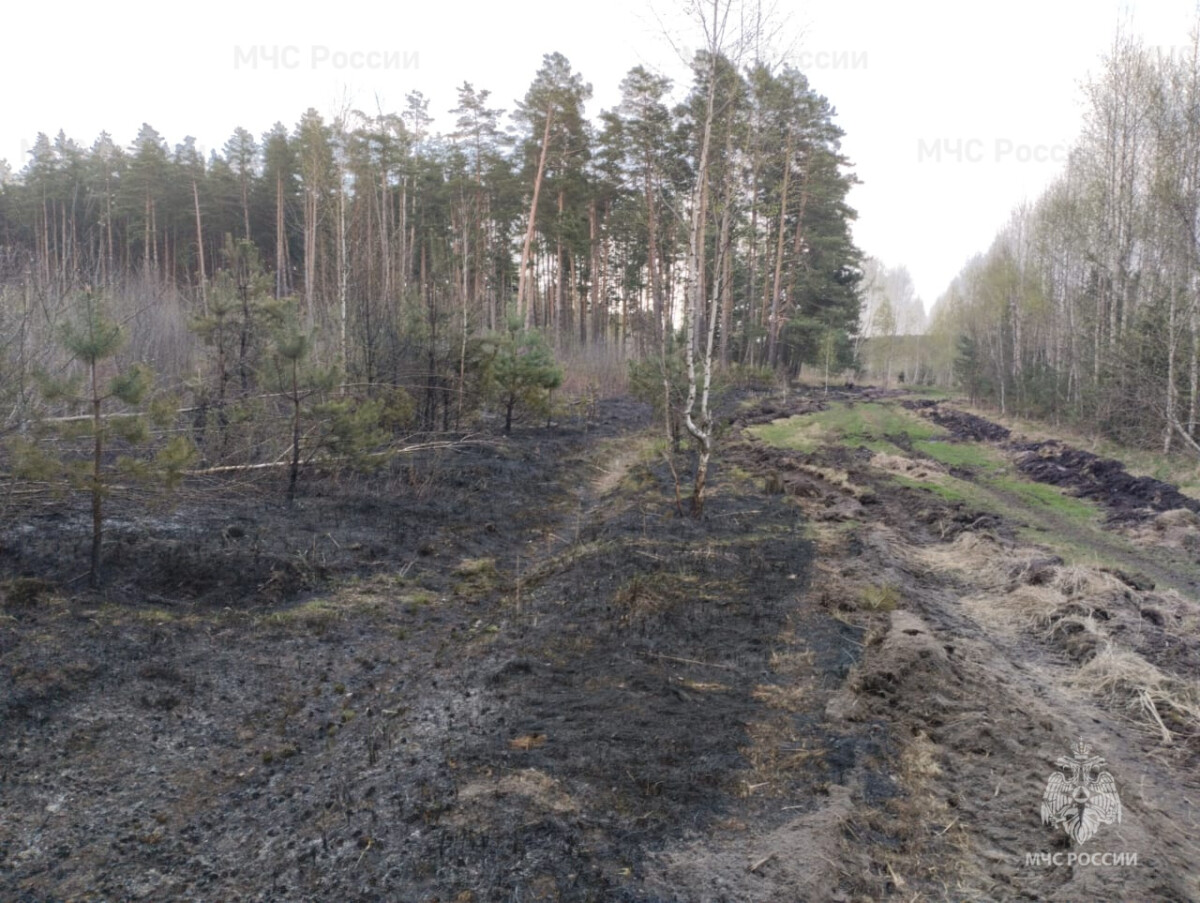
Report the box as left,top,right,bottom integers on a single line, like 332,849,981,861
412,461,863,900
907,400,1200,523
902,399,1012,443
6,389,1198,902
0,395,874,902
0,402,647,610
1014,442,1200,523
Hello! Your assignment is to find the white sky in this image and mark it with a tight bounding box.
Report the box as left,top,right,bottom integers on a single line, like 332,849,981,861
4,0,1197,311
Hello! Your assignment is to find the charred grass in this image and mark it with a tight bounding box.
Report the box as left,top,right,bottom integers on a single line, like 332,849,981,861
7,388,1200,902
0,396,884,902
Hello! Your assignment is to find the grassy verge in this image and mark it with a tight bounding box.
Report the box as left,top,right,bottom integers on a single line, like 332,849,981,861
753,397,1200,745
749,402,947,454
941,398,1200,499
750,401,1144,568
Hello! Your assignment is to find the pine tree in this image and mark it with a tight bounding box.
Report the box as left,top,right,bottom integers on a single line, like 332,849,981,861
267,304,387,503
471,320,563,433
17,294,194,586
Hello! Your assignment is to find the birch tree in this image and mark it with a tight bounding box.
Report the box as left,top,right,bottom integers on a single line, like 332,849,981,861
681,0,743,516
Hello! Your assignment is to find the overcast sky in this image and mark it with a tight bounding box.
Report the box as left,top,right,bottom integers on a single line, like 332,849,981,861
4,0,1197,312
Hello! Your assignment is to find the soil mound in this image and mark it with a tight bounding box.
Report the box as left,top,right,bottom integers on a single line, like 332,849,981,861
903,400,1011,442
1015,441,1200,522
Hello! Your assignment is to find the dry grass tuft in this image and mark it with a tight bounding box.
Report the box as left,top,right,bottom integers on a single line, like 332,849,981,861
1050,565,1128,599
261,598,346,632
454,557,498,578
960,584,1067,633
931,531,1200,742
769,648,816,676
1126,506,1200,554
1153,508,1200,530
751,682,809,711
857,583,901,612
842,482,1199,747
916,532,1017,588
453,768,577,822
508,733,547,751
899,731,943,784
453,557,502,599
737,719,822,795
612,573,670,618
870,453,944,481
1068,645,1200,743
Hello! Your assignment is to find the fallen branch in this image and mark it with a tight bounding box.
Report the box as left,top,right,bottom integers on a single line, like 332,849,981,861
184,439,487,476
1166,410,1200,457
748,853,775,874
183,460,294,475
644,651,736,671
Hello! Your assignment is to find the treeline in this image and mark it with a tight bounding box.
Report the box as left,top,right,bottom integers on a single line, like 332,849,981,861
857,258,928,387
0,48,861,433
929,28,1200,451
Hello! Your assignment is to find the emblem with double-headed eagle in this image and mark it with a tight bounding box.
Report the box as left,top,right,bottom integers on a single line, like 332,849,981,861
1040,738,1122,844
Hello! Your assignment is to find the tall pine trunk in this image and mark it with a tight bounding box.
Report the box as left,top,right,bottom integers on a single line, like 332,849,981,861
518,108,554,327
193,179,207,314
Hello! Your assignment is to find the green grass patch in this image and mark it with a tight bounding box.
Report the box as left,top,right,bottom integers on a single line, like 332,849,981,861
992,477,1097,525
399,589,439,609
888,460,1101,534
750,402,947,454
753,398,1200,583
454,557,498,578
858,583,901,612
911,439,1002,470
262,598,343,631
453,557,502,599
889,473,972,504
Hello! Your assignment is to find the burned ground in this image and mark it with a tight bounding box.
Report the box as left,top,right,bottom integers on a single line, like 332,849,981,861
0,395,864,902
1013,441,1200,524
904,399,1200,524
2,390,1199,902
902,399,1012,444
